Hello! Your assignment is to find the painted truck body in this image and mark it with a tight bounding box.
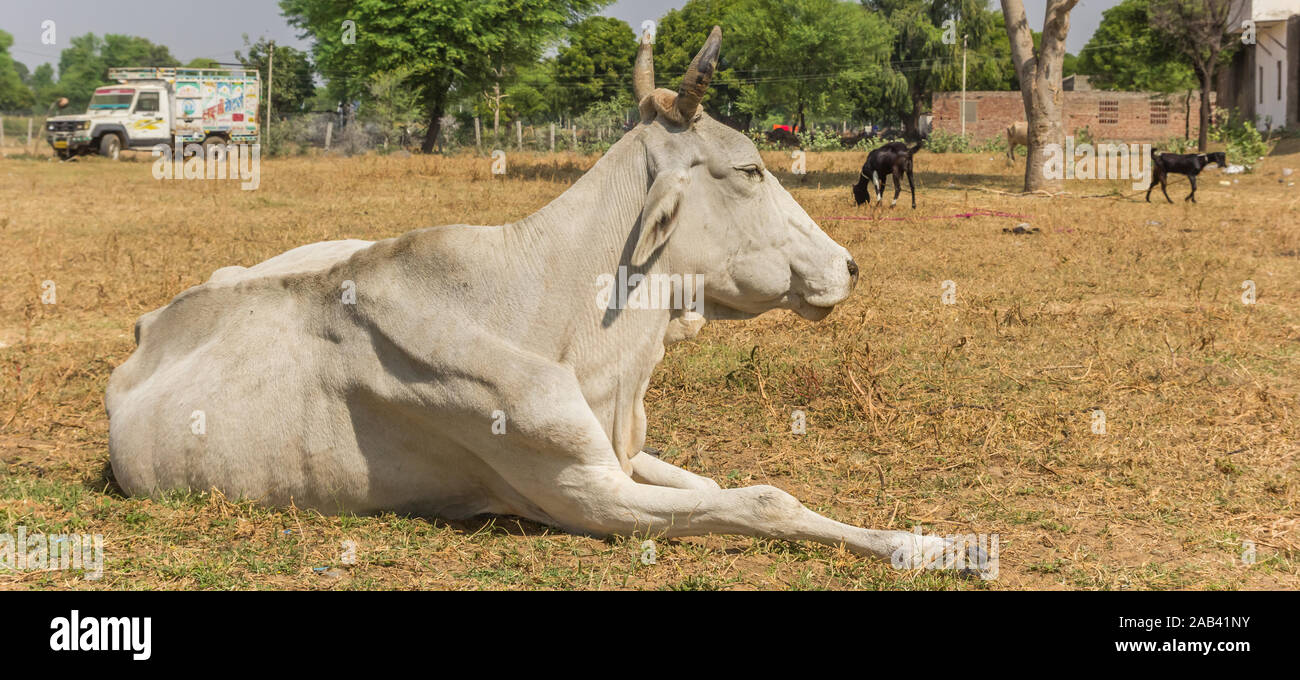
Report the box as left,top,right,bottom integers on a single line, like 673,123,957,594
45,67,261,159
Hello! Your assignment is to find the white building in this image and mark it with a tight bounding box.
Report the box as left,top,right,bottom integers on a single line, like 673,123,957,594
1221,0,1300,130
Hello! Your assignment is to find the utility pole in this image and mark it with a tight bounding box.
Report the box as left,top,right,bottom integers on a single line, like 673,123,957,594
267,41,275,154
960,34,968,139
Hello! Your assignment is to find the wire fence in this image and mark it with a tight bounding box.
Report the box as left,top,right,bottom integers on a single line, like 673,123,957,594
0,113,50,154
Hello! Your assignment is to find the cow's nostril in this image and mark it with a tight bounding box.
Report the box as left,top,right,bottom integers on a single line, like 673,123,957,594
846,258,859,278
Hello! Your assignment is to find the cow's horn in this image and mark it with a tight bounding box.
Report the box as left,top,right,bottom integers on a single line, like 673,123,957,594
675,26,721,120
633,30,655,103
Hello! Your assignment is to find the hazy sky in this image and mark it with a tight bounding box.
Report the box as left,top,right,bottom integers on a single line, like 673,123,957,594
6,1,1122,73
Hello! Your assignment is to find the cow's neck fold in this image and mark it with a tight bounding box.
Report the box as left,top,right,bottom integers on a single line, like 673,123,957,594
503,128,675,374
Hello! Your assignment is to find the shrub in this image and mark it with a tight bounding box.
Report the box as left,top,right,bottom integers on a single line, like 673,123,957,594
1210,111,1272,169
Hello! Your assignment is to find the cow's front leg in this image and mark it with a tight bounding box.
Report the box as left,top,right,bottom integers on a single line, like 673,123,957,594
629,450,720,491
537,468,986,575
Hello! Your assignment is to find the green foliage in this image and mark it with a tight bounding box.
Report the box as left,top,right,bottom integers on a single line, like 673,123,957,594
727,0,895,129
1209,111,1272,169
653,0,749,123
923,129,1007,153
280,0,607,151
1157,135,1195,154
554,16,636,116
237,36,317,121
863,0,1004,131
53,33,180,110
797,128,848,151
1077,0,1196,92
361,69,424,148
503,60,562,121
574,93,633,133
0,30,34,110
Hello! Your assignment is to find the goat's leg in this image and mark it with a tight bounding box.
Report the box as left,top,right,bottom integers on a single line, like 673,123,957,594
907,167,916,209
890,167,902,207
1160,175,1173,203
1146,173,1158,202
1185,174,1197,203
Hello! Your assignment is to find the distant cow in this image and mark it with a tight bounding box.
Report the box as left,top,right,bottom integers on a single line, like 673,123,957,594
1005,121,1028,162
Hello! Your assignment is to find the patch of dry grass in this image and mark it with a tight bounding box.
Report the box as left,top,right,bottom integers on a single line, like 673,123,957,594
1,140,1296,589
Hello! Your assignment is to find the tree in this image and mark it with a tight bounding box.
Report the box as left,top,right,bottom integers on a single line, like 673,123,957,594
554,16,636,116
55,33,180,110
505,59,563,121
237,36,317,123
1149,0,1234,151
362,69,423,147
1001,0,1080,192
0,30,35,110
281,0,607,153
727,0,895,132
28,63,58,109
651,0,749,124
1077,0,1195,92
864,0,1000,138
185,57,223,69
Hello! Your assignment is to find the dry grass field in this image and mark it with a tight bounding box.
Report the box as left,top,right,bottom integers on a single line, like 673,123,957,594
1,138,1297,590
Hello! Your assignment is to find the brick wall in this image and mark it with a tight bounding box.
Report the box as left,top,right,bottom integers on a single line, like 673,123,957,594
931,90,1213,142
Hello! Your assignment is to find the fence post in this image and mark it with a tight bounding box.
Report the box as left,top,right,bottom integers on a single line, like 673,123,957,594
324,121,333,150
549,122,555,152
27,117,34,151
474,117,481,149
0,114,6,147
571,124,577,149
516,120,522,150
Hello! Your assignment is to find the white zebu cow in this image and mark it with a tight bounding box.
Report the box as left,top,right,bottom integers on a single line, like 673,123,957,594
107,28,981,572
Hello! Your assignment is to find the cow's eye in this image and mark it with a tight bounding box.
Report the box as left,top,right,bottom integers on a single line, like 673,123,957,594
736,164,763,179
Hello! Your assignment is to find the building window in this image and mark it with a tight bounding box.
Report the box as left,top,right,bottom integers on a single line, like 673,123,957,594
1098,100,1119,125
1149,100,1169,126
962,101,977,123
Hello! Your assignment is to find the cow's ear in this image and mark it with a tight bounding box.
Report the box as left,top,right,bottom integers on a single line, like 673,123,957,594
633,168,689,265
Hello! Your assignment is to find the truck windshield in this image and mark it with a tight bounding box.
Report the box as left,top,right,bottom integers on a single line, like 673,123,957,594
89,90,135,109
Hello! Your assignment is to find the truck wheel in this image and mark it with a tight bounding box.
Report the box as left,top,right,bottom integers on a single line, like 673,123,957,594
98,134,122,160
201,135,227,158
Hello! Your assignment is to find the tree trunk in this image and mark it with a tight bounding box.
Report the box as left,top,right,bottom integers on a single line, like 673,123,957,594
1197,61,1215,152
1001,0,1079,193
903,91,924,141
421,83,449,154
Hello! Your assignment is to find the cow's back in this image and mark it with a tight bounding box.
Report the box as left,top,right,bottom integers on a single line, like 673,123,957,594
107,240,377,506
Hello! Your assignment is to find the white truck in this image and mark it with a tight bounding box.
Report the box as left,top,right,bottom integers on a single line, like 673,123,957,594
45,67,261,160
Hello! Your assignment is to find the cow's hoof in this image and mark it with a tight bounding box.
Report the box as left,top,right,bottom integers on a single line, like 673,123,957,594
959,543,992,580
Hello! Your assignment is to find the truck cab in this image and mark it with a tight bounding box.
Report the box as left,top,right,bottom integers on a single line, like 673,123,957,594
46,67,261,160
47,84,171,159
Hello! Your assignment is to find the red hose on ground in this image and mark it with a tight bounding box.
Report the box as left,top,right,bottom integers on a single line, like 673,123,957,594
816,209,1034,222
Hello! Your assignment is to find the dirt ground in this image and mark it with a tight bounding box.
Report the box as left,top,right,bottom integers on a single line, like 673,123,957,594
1,139,1296,590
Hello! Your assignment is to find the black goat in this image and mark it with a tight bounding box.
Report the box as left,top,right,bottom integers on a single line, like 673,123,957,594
852,141,923,209
1146,149,1227,203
